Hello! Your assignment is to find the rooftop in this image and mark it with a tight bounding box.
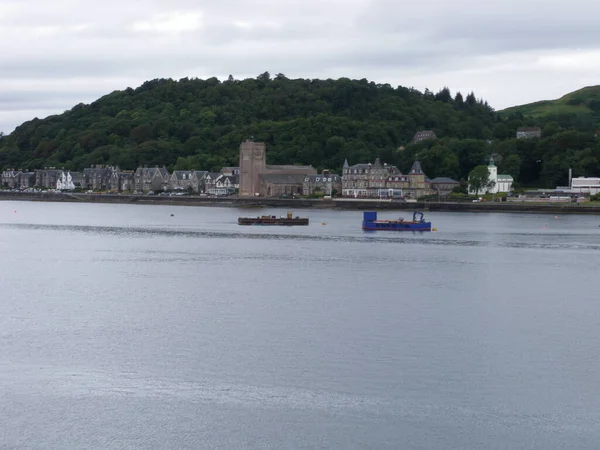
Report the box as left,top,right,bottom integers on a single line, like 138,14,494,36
429,177,459,184
412,130,437,142
261,173,307,184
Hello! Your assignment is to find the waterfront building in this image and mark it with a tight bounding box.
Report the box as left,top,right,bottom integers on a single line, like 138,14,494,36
118,170,134,192
302,172,342,196
1,169,36,190
35,169,63,189
81,166,120,191
569,177,600,195
169,170,201,193
429,177,460,196
342,158,433,198
208,174,239,196
133,167,170,193
238,139,316,197
468,156,513,195
342,158,400,197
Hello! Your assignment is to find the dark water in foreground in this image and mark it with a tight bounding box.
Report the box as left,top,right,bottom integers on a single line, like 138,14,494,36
1,201,600,449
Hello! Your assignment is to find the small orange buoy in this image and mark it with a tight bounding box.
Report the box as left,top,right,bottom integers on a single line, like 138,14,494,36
432,228,438,232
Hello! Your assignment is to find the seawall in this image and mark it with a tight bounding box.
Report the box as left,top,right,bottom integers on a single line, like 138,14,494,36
1,191,600,215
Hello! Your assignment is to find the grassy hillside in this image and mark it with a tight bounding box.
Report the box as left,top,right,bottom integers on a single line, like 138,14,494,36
500,86,600,121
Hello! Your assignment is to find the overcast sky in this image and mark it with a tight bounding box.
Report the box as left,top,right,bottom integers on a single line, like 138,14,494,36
1,0,599,134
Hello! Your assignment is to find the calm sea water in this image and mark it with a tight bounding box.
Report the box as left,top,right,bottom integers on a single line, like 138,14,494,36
1,201,600,449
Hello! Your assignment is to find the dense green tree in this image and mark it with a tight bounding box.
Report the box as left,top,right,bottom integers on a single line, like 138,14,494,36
468,165,493,195
492,123,510,140
500,154,521,180
435,87,452,103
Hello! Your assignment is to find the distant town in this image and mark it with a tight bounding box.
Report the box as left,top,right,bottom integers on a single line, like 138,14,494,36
1,137,463,199
2,130,600,201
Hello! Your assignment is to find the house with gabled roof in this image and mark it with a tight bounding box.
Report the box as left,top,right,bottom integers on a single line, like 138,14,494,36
169,170,200,193
82,165,119,191
341,158,435,199
1,169,20,189
208,174,239,196
204,172,223,194
341,157,400,197
134,167,170,193
412,130,437,143
118,170,134,192
1,169,36,190
302,172,342,196
18,172,36,190
516,127,541,139
429,177,459,195
35,168,64,189
193,171,209,193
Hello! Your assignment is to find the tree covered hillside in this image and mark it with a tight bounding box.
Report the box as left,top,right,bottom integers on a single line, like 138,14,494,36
0,73,599,188
0,73,496,171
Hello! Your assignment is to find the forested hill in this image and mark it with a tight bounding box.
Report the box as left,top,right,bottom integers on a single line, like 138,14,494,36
0,73,496,172
0,73,599,188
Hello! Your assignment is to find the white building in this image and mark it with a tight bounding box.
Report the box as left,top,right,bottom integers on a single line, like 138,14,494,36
468,156,513,194
56,171,75,190
569,177,600,194
516,127,541,139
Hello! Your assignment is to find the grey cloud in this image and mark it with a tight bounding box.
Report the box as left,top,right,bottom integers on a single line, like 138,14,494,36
0,89,102,108
1,0,600,133
360,0,600,54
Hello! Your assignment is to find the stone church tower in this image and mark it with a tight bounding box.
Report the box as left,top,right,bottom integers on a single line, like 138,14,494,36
239,139,266,197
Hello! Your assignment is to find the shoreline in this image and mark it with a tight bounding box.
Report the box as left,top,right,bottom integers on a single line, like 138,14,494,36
1,191,600,215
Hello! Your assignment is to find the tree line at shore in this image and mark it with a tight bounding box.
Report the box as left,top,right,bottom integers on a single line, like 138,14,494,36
0,72,599,189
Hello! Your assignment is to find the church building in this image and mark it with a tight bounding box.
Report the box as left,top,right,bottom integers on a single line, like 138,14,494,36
238,139,316,197
468,156,513,195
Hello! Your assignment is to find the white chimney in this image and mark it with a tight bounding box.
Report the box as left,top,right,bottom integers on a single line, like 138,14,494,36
569,168,572,189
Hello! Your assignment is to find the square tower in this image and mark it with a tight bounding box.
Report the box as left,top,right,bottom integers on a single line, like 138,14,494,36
239,139,266,197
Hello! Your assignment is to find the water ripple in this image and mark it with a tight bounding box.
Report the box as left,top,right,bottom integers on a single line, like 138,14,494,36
2,222,600,251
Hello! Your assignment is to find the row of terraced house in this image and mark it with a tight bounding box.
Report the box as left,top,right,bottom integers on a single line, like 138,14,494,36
0,166,241,195
2,159,459,200
2,134,461,199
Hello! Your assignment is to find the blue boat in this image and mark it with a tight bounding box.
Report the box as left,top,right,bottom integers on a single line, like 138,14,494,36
362,211,433,231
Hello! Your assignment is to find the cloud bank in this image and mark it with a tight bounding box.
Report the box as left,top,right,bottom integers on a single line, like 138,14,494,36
1,0,599,133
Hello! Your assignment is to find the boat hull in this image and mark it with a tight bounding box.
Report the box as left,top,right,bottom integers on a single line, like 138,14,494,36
361,211,432,231
238,218,309,226
362,221,431,231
